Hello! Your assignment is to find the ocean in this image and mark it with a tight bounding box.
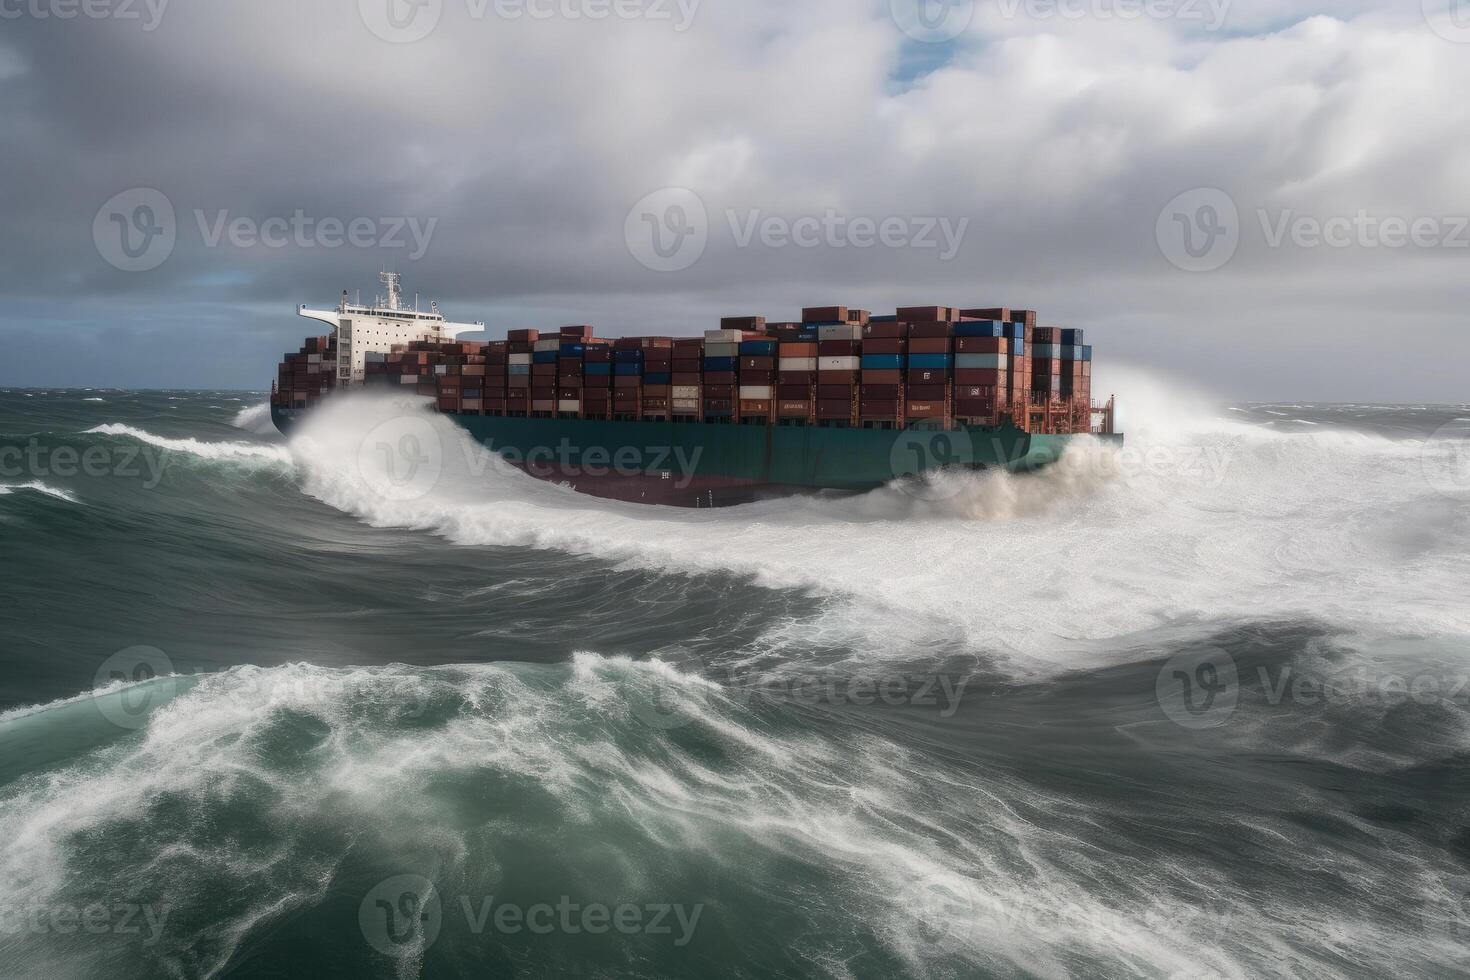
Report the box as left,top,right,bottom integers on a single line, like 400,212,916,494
1,383,1468,979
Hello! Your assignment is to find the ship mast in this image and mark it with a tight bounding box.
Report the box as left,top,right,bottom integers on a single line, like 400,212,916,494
379,270,403,312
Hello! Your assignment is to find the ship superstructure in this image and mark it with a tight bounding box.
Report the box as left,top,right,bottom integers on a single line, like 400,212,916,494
295,272,484,386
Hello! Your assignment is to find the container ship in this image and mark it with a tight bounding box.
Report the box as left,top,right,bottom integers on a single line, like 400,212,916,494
271,273,1119,506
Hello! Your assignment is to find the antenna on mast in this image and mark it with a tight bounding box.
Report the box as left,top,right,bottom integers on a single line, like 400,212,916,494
379,270,402,312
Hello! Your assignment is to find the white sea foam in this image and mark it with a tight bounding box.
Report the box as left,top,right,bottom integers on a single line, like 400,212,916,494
229,402,275,436
85,423,293,465
82,397,105,403
289,378,1470,676
0,481,79,503
0,658,1439,979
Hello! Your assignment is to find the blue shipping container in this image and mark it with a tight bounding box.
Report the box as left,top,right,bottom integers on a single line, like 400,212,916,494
559,344,586,356
613,350,644,363
908,353,953,369
739,340,778,355
509,364,530,376
1006,323,1025,341
643,372,672,385
704,356,736,371
532,350,558,364
955,321,1005,338
1060,329,1084,345
614,363,642,376
860,354,903,370
869,315,898,323
584,362,611,376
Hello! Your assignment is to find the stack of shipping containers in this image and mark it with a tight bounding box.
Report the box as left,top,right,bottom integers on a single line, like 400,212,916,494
276,305,1104,436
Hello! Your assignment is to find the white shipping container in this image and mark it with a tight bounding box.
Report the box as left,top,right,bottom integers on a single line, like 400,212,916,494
738,385,773,399
778,357,817,371
704,329,744,342
533,338,561,352
434,365,448,375
399,375,417,385
557,399,581,412
956,353,1006,370
671,400,700,411
508,353,532,365
819,356,860,371
306,353,322,364
672,385,702,399
704,343,739,357
818,324,863,341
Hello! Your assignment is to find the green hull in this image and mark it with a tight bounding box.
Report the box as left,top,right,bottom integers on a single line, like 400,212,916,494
274,405,1116,506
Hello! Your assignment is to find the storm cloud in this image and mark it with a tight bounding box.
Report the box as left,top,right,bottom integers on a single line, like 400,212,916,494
1,0,1465,398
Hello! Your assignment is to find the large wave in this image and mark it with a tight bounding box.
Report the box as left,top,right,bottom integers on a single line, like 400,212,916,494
1,657,1448,979
285,382,1470,676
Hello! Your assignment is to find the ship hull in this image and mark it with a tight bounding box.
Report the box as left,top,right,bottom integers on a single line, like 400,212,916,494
273,403,1119,507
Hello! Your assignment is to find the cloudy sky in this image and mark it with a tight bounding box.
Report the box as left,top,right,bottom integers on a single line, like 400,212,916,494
1,0,1466,400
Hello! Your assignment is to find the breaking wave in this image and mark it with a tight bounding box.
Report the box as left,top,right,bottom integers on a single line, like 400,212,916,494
85,423,293,466
288,384,1470,676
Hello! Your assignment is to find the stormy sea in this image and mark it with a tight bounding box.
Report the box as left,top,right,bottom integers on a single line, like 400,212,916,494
1,382,1468,980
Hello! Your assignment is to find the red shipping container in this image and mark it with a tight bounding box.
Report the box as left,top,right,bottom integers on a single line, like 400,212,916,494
955,337,1007,353
861,338,905,355
858,402,902,420
908,384,948,400
907,321,954,339
739,399,773,414
507,329,539,343
817,371,859,384
705,384,735,397
777,384,814,398
582,374,612,388
861,323,907,340
817,384,857,399
897,306,955,322
778,371,818,384
907,368,945,384
584,348,612,363
802,306,848,323
720,316,765,330
705,371,736,385
817,400,856,420
740,357,775,370
862,384,901,399
672,372,703,385
955,369,1006,385
906,401,946,418
960,307,1010,322
614,376,642,389
817,340,861,356
861,370,902,385
779,342,819,357
908,338,951,354
778,400,814,416
741,370,775,384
